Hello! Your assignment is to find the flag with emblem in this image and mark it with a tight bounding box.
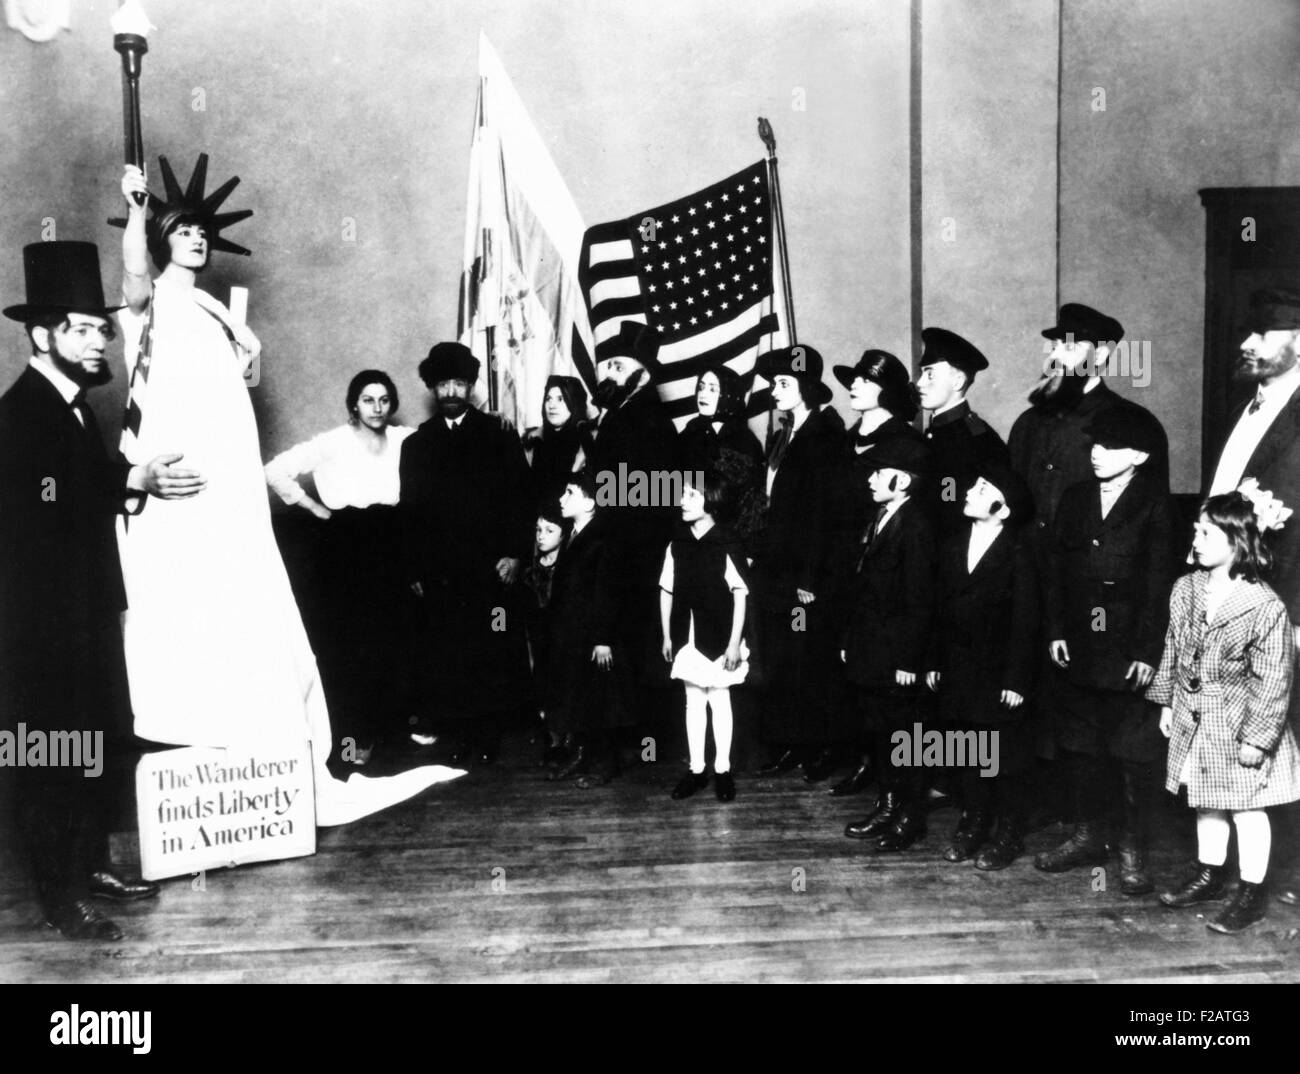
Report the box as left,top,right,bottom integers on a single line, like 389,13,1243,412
578,160,786,427
458,32,596,431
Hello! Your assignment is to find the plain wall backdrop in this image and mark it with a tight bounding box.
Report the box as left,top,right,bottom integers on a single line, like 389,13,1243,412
5,1,1300,494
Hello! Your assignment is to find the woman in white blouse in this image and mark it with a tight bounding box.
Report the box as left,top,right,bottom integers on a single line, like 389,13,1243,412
265,370,415,768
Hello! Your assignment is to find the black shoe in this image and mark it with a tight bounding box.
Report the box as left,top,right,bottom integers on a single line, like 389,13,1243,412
671,772,709,799
88,870,159,902
1117,835,1154,896
802,749,838,784
1208,880,1268,934
541,742,568,769
715,771,736,802
44,898,123,942
550,744,589,781
1033,823,1109,872
576,768,615,789
1277,886,1300,907
845,792,901,839
1159,862,1227,908
943,811,992,863
974,818,1024,871
829,762,873,797
876,807,927,852
759,749,801,776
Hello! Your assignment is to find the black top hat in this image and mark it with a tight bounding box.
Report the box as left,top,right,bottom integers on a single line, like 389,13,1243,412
609,321,662,373
1242,287,1300,334
757,344,833,405
1041,303,1124,346
1086,405,1163,455
861,433,932,476
919,327,988,374
974,460,1034,526
419,341,480,386
3,241,124,323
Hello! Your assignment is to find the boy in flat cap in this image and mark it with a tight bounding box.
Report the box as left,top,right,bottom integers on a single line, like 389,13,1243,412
400,341,534,766
1036,405,1181,894
926,462,1039,869
916,327,1010,540
841,436,937,852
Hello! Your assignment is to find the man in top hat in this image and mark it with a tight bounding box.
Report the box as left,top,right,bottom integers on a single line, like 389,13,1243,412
0,241,203,941
399,341,534,765
750,344,849,778
583,322,680,711
1204,287,1300,905
915,327,1010,539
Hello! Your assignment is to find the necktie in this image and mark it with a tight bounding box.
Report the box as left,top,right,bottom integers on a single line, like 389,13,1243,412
766,414,794,470
1248,390,1265,415
858,506,887,570
70,394,93,433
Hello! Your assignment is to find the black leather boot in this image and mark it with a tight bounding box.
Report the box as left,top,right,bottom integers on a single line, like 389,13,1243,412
671,771,709,800
550,743,588,781
802,749,838,784
943,811,992,863
1208,879,1268,933
974,814,1025,871
1159,862,1227,908
1033,822,1109,872
1117,764,1154,895
830,760,873,797
876,801,927,852
846,791,900,839
759,748,801,775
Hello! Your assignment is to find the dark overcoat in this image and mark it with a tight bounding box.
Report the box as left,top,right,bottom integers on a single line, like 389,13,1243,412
399,406,534,718
928,525,1039,725
546,515,634,731
1043,468,1182,692
750,404,849,744
1149,573,1300,809
0,368,134,764
841,497,937,688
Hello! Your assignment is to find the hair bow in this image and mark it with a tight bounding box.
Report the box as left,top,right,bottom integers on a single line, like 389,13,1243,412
1237,478,1293,532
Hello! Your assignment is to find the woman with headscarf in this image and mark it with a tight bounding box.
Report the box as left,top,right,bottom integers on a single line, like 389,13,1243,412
529,374,590,508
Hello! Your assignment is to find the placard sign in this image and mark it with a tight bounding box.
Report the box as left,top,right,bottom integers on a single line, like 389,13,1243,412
136,743,316,880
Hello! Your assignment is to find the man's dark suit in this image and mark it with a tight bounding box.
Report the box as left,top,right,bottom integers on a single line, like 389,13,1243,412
399,406,534,727
0,366,134,905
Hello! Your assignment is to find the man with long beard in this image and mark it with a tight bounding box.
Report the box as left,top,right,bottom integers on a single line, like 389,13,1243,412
1204,288,1300,908
1008,304,1170,829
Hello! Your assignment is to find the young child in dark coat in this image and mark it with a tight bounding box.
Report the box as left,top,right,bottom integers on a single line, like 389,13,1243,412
841,436,937,852
926,462,1038,869
1036,405,1181,895
522,498,566,767
546,470,632,787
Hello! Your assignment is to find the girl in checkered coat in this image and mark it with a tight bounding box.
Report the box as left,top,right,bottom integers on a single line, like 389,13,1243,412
1149,489,1300,933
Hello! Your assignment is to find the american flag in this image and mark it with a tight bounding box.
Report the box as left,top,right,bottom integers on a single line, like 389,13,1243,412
578,161,784,425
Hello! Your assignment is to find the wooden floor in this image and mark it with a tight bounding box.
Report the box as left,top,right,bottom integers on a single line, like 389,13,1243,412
3,739,1300,983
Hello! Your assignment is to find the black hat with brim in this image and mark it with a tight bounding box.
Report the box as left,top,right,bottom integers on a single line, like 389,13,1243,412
1241,287,1300,335
1086,404,1163,455
1041,303,1124,346
609,321,662,374
3,241,124,323
757,344,833,405
974,460,1034,526
861,433,932,476
419,341,480,386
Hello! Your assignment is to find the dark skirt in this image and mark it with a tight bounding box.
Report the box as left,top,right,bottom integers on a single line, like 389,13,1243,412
313,505,420,747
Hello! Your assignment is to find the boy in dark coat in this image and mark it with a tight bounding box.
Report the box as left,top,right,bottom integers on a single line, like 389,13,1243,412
1035,406,1181,894
841,437,937,852
926,462,1039,869
547,470,633,787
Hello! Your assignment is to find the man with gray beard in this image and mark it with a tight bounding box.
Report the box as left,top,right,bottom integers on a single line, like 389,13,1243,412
1203,288,1300,908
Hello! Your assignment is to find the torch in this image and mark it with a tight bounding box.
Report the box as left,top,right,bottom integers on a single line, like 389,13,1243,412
111,0,155,206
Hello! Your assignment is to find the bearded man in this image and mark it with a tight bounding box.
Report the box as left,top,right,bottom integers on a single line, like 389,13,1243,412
399,342,533,765
1204,288,1300,908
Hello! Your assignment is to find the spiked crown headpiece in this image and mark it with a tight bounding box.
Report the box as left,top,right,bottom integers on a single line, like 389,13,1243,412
108,152,253,259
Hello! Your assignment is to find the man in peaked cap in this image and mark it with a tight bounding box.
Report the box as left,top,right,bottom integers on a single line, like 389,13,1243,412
1203,287,1300,906
400,341,534,765
915,327,1010,540
0,241,204,941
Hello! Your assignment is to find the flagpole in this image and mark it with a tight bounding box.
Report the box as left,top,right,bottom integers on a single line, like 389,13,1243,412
757,117,796,346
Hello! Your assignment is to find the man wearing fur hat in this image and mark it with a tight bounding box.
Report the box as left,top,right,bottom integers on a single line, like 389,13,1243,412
400,341,534,765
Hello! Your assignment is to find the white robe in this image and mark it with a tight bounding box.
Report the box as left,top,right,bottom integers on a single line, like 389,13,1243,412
117,277,460,825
